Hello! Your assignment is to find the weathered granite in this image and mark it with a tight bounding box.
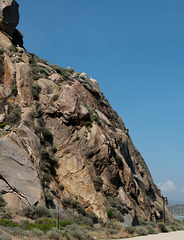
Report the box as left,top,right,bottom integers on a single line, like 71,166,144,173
0,30,173,224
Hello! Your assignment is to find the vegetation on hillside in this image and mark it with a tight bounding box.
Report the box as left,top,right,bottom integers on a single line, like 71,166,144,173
1,194,184,240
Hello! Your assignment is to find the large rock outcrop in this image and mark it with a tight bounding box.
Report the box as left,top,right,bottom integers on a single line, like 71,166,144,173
0,0,19,36
0,30,173,224
0,0,23,47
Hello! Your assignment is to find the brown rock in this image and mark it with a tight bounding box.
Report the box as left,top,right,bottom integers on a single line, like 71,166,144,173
15,62,33,105
3,52,15,96
0,31,12,50
56,84,77,118
0,30,173,224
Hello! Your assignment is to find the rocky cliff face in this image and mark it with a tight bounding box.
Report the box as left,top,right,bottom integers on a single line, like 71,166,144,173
0,2,172,225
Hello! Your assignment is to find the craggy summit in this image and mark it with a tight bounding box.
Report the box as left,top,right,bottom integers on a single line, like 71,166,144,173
0,1,172,226
0,0,19,36
0,0,23,47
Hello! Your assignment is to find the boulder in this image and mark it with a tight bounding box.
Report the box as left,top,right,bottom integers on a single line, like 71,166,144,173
0,130,42,206
0,0,19,36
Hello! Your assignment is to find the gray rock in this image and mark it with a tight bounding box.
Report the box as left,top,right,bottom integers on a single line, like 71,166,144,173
0,113,5,123
4,124,11,131
0,130,42,206
79,72,89,81
0,0,19,36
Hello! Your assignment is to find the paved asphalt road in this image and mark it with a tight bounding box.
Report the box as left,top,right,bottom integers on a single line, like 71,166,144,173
116,231,184,240
108,231,184,240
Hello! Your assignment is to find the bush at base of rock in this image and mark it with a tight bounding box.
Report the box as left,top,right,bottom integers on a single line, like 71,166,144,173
23,206,53,219
136,226,148,236
157,223,169,233
146,225,157,234
124,226,136,234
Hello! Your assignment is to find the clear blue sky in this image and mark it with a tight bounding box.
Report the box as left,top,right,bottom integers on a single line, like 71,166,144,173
16,0,184,203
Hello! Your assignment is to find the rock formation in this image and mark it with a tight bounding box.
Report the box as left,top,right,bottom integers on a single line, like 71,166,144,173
0,0,19,36
0,0,23,47
0,2,173,225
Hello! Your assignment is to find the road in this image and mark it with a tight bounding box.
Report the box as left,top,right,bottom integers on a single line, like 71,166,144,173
113,230,184,240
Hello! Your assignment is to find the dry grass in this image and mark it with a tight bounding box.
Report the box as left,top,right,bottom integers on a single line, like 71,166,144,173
89,226,136,239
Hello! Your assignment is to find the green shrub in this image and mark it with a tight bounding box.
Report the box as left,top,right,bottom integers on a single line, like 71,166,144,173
23,206,53,219
172,220,184,230
1,210,12,219
11,85,18,96
0,234,12,240
41,148,51,159
148,221,157,228
61,198,86,216
42,128,53,144
75,136,80,141
33,106,43,118
9,227,29,237
24,218,57,233
31,65,41,75
23,206,35,219
93,176,103,191
59,184,64,191
52,94,59,102
73,215,93,227
60,219,71,227
30,228,44,237
64,224,94,240
169,225,177,231
51,145,57,154
52,65,75,80
136,226,148,236
80,120,92,128
8,45,18,52
0,48,4,55
32,84,42,100
51,156,59,168
43,173,51,183
108,228,118,234
46,229,60,240
40,161,51,173
87,212,98,224
124,226,136,234
107,208,113,220
0,195,6,208
115,154,123,168
45,192,54,202
34,206,53,218
32,75,39,80
13,105,21,117
40,148,58,182
157,223,169,233
0,219,20,228
146,225,157,234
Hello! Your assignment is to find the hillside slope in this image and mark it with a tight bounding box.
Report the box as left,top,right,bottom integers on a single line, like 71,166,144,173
0,1,172,226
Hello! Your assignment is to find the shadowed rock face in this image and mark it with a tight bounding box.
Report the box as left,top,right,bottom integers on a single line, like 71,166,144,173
0,32,173,225
0,0,19,36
